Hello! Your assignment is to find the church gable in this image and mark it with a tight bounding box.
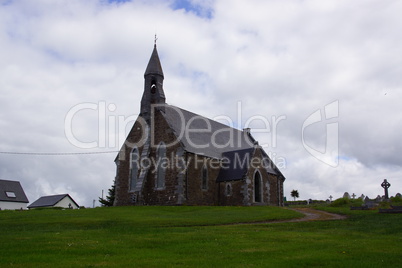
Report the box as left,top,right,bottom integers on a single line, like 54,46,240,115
243,147,283,206
114,109,184,206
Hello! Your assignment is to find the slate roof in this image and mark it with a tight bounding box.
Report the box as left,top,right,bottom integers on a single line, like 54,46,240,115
216,148,281,182
28,194,79,208
0,179,29,203
162,105,256,159
216,148,255,182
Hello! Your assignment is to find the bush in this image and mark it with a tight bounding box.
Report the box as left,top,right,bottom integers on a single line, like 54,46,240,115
378,201,391,209
330,197,363,207
285,200,308,206
390,196,402,205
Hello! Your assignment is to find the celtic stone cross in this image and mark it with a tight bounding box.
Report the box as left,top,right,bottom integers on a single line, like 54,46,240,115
381,179,391,200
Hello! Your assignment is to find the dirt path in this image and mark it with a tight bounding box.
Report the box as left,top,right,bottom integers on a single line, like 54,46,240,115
226,208,346,226
283,207,347,222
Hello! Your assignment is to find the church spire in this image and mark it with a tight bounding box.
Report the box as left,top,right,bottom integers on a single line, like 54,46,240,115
144,44,164,78
140,43,166,121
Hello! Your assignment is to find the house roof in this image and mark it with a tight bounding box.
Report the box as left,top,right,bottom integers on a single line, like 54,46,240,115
162,105,256,159
28,194,79,208
0,179,29,203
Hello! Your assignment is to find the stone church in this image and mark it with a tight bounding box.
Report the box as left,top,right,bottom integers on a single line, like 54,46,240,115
113,44,285,206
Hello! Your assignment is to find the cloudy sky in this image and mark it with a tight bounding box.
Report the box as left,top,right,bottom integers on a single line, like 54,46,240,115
1,0,401,207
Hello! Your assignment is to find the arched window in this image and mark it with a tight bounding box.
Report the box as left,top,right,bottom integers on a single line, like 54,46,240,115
129,147,139,191
266,179,271,204
201,165,208,190
254,170,262,203
156,142,166,189
151,79,156,94
225,183,232,196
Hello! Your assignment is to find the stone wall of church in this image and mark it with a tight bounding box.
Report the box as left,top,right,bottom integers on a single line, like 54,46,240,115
268,174,280,206
141,109,183,205
114,117,147,206
218,180,245,206
185,153,220,205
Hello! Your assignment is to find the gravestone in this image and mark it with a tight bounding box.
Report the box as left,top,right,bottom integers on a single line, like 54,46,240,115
381,179,391,200
364,196,376,208
343,192,351,199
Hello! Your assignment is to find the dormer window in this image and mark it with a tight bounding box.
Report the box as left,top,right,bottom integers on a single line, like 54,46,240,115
5,191,16,198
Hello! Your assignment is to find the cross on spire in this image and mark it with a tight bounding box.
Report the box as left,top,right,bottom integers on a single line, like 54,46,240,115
154,34,158,45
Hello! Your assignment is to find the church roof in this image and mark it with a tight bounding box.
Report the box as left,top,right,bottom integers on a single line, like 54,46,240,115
216,148,280,182
162,105,256,159
144,45,164,78
161,104,284,182
216,148,255,182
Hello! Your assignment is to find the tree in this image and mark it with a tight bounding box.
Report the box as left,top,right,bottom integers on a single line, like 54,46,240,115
291,189,299,201
99,180,115,207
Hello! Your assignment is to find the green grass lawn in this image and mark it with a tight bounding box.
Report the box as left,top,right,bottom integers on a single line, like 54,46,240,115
0,206,401,267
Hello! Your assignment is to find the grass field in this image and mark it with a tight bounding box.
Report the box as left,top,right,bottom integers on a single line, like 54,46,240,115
0,206,401,267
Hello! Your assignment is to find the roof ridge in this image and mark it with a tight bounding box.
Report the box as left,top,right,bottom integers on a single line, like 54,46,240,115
41,194,68,197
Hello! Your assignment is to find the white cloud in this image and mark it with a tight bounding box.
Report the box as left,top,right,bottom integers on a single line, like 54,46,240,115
0,0,401,206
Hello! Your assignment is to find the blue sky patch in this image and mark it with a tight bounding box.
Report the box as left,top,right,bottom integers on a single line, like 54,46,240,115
339,155,352,161
105,0,213,19
1,0,14,6
171,0,213,19
107,0,131,3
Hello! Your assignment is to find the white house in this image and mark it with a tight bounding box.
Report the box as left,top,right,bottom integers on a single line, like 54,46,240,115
28,194,79,209
0,179,29,210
